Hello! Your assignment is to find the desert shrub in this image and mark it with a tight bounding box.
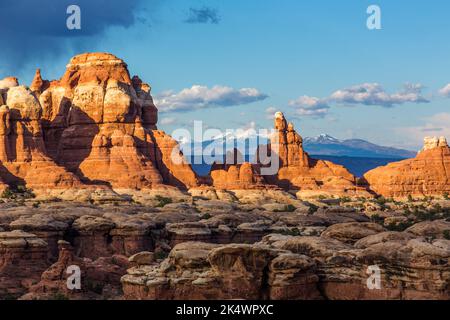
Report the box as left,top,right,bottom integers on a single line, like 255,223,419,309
275,227,301,237
51,292,69,300
1,185,35,200
154,251,169,260
0,293,18,300
200,213,212,220
307,203,319,215
274,204,296,213
386,220,414,232
443,230,450,240
370,214,384,225
407,195,414,202
412,205,442,222
86,280,104,295
1,188,14,199
443,192,449,200
155,195,173,208
374,196,387,205
340,197,351,203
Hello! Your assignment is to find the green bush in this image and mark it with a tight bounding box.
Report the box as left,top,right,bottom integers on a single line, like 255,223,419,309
155,195,173,208
1,188,14,199
370,214,384,225
386,220,414,232
375,196,387,205
1,185,35,200
277,227,301,236
307,203,319,215
154,251,169,260
86,280,104,295
340,197,351,203
51,292,69,300
443,230,450,240
274,204,296,213
200,213,212,220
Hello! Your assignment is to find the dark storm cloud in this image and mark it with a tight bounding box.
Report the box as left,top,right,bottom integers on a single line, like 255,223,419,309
0,0,148,75
184,7,220,24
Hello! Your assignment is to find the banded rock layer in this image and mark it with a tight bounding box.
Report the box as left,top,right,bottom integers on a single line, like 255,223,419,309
364,136,450,198
0,53,198,195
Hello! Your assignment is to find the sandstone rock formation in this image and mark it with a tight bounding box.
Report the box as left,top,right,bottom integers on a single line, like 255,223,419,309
22,240,129,300
121,242,321,300
0,53,198,197
0,78,82,194
210,149,269,189
0,196,448,300
0,230,50,298
122,222,450,300
208,112,368,197
37,53,198,191
364,136,450,198
268,112,363,195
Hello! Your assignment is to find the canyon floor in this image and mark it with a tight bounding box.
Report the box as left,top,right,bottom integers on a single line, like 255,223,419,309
0,189,448,300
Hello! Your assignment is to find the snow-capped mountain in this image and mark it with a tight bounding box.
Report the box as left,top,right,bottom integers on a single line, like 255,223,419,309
179,133,416,159
303,134,341,144
303,134,416,159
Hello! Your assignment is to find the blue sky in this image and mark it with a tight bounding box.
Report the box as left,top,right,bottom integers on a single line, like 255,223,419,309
2,0,450,150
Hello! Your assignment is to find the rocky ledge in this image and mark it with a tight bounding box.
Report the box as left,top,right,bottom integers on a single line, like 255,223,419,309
0,194,448,300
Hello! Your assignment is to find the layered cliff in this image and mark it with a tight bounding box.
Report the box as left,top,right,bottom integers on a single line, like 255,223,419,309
0,53,198,195
364,136,450,198
0,77,82,193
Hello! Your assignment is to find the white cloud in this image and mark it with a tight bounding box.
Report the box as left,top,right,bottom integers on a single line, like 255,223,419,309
154,85,268,112
288,83,430,119
288,95,330,118
330,83,429,107
396,112,450,150
265,106,278,119
439,84,450,97
160,117,177,125
328,83,430,108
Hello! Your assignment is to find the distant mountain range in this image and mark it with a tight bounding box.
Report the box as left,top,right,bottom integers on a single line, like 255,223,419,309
182,133,417,177
303,134,417,159
181,133,416,159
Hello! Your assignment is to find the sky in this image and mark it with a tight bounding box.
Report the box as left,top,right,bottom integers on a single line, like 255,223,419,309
1,0,450,151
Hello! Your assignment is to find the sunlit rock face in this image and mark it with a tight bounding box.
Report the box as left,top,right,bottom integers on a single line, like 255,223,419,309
208,112,364,196
364,136,450,198
267,112,364,196
0,79,81,193
24,53,198,191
